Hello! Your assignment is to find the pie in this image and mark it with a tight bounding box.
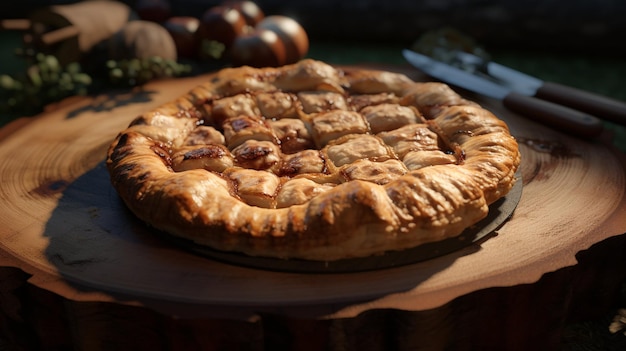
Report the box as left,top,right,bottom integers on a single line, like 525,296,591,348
106,59,521,261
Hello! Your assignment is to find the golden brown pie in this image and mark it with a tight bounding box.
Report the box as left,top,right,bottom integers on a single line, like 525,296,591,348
106,59,521,261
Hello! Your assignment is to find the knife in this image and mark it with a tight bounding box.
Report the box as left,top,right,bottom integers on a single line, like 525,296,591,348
402,49,624,138
453,50,626,126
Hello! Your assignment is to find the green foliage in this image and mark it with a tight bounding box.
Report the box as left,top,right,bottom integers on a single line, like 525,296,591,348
0,53,92,115
105,56,192,87
0,50,193,117
200,39,226,60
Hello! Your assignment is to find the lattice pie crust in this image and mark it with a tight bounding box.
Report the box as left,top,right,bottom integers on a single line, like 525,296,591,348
106,59,521,261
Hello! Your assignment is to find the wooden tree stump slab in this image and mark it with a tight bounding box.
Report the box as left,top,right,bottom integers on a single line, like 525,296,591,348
1,66,625,349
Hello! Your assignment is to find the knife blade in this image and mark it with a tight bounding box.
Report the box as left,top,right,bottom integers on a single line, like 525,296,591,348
402,49,605,138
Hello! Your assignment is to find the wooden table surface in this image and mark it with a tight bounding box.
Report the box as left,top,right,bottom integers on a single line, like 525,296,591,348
1,66,625,350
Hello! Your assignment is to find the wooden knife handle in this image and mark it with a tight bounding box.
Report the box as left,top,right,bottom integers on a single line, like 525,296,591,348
503,92,604,138
536,81,626,126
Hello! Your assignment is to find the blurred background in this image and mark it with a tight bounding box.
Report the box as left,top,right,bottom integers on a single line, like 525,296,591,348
2,0,624,146
3,0,626,53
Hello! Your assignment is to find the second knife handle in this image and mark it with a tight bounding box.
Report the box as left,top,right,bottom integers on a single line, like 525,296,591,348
537,81,626,126
503,92,604,138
